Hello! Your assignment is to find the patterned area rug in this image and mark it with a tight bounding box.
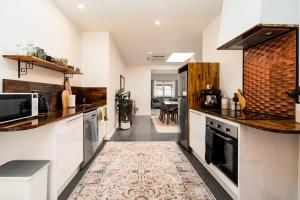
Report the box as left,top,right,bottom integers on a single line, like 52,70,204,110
151,116,180,133
68,142,215,200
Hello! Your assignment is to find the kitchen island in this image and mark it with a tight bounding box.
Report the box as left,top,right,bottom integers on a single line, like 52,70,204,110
189,108,299,200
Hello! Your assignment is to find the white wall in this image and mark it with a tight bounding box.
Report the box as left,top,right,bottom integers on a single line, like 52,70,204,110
80,32,109,87
0,0,81,90
80,32,125,138
126,64,179,115
202,16,243,98
107,36,126,137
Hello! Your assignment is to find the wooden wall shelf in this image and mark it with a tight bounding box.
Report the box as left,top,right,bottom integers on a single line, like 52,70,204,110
3,55,82,78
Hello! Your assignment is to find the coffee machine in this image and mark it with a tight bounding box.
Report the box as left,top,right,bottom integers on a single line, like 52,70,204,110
201,84,221,108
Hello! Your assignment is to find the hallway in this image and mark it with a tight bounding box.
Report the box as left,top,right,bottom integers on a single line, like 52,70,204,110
60,116,232,200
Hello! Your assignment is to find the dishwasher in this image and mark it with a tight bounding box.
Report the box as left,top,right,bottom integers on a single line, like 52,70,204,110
80,109,99,169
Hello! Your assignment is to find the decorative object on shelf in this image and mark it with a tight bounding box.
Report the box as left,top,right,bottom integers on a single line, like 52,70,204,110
59,58,68,66
68,65,75,70
33,47,46,59
237,89,246,110
3,55,82,79
75,67,81,72
45,55,54,62
115,88,131,129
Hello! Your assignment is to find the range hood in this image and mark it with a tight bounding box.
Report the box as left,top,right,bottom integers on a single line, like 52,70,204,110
218,0,299,50
217,24,298,50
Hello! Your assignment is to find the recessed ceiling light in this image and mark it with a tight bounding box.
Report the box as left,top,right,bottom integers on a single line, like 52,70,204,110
148,51,153,54
167,53,195,63
155,20,161,25
77,3,85,9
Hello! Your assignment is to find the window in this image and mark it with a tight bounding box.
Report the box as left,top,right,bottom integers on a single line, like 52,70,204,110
154,81,176,97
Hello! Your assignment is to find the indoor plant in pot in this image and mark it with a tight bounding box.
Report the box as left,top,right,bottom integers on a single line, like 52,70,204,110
115,89,131,129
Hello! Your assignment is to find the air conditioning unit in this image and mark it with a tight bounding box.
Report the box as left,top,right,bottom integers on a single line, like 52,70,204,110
147,54,169,62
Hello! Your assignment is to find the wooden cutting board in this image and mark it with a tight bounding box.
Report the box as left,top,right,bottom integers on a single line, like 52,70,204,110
61,90,69,108
65,78,72,95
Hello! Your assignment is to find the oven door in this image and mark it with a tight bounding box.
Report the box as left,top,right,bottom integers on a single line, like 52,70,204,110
213,131,238,186
0,94,33,124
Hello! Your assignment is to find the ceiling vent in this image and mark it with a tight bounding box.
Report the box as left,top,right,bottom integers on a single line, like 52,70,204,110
147,54,169,62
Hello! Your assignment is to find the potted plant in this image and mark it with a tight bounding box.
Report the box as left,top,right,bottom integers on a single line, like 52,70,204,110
115,89,131,129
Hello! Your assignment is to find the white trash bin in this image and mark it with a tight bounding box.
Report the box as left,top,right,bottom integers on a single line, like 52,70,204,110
0,160,50,200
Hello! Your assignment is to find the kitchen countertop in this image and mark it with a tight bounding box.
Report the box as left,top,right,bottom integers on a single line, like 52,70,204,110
0,104,104,132
191,107,300,134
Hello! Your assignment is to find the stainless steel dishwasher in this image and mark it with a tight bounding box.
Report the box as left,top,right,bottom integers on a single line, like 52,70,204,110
80,109,99,169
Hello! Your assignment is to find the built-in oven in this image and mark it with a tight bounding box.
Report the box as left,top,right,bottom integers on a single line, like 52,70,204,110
0,93,38,124
206,117,238,186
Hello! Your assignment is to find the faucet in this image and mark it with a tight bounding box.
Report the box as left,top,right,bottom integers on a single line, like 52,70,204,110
82,98,87,104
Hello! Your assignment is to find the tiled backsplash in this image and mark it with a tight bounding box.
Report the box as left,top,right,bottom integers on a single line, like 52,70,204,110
243,30,297,118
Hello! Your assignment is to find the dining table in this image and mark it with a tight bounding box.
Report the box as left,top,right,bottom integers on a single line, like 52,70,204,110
163,101,178,106
160,100,178,124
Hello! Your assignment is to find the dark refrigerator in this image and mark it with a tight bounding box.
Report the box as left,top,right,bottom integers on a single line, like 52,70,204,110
178,66,189,150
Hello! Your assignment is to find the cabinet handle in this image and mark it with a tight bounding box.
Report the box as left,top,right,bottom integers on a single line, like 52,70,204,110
66,116,82,123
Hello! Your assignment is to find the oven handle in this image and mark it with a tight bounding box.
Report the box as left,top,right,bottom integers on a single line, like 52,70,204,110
215,133,232,142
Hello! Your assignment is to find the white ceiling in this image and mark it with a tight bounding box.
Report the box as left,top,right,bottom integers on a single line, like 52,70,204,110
54,0,222,65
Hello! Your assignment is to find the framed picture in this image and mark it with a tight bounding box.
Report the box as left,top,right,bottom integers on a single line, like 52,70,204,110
120,75,125,89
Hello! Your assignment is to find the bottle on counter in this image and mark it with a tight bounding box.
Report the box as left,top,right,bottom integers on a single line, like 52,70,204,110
232,93,239,111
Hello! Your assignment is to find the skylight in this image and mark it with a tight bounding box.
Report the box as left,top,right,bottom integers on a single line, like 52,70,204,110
166,53,194,63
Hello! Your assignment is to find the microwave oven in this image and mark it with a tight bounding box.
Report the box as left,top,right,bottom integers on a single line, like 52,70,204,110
0,93,38,124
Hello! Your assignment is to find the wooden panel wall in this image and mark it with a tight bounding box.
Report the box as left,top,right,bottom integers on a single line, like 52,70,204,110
188,62,220,108
3,79,107,111
72,86,107,105
3,79,64,110
243,30,297,117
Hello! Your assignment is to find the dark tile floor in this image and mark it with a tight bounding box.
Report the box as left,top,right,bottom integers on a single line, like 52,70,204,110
110,115,178,141
59,116,232,200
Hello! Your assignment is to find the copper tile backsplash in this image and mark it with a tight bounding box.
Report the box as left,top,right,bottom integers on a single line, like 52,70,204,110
243,30,297,118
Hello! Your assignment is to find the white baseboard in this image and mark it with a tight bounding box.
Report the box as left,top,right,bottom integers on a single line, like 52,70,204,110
104,126,117,140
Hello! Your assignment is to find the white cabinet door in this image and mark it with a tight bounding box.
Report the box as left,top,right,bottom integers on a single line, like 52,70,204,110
189,110,206,161
56,114,83,194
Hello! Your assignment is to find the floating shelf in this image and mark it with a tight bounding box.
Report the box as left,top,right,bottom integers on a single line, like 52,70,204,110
3,55,83,78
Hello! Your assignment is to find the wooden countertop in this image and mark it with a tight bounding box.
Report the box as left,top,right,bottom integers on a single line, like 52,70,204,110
0,104,104,132
191,107,300,134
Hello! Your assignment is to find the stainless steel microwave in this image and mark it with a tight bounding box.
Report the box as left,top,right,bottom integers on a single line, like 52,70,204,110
0,93,38,124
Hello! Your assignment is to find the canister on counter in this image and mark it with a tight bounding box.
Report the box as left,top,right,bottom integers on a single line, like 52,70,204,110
221,98,229,109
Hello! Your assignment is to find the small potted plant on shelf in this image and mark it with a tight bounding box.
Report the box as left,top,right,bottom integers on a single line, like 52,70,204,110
115,89,131,129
